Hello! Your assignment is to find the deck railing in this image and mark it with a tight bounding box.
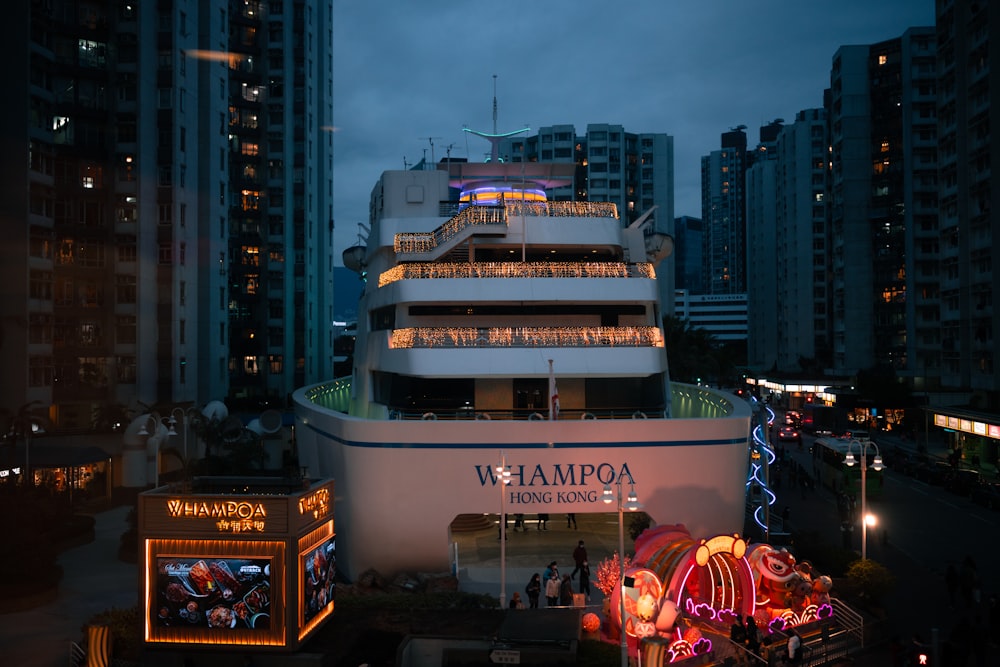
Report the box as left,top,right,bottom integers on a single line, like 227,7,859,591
378,261,655,287
395,200,619,254
388,326,664,349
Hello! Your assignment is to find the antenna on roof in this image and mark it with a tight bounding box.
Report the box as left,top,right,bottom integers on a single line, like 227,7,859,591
420,137,443,165
463,75,530,163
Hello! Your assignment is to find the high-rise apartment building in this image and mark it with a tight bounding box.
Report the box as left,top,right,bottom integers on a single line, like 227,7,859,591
828,28,936,377
747,111,831,375
498,124,676,315
700,129,748,295
936,0,997,397
673,216,704,294
0,1,332,433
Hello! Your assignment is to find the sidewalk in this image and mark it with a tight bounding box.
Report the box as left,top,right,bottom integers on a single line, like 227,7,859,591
0,505,138,667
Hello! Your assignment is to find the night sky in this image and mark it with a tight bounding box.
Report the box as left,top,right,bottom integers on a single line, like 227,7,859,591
332,0,936,262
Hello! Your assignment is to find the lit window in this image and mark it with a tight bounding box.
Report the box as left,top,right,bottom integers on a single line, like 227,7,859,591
878,54,887,66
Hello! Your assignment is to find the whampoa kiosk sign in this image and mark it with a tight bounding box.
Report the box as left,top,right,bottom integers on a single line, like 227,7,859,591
138,478,335,653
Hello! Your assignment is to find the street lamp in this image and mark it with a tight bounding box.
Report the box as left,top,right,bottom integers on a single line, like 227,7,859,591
137,414,162,487
844,439,884,560
603,474,641,667
167,407,197,463
495,452,512,608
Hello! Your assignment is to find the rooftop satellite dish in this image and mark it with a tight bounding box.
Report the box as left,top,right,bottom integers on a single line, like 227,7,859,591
343,245,366,274
202,400,229,421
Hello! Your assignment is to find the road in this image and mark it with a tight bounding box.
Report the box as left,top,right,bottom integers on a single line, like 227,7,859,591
777,423,999,660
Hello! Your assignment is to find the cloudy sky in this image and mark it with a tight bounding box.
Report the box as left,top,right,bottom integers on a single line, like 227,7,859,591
331,0,935,263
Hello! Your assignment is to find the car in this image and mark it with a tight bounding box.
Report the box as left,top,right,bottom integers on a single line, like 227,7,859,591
945,469,982,496
971,482,1000,510
784,411,801,427
777,426,801,442
914,461,952,485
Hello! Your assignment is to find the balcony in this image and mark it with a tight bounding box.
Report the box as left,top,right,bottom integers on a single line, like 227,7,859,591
389,326,663,349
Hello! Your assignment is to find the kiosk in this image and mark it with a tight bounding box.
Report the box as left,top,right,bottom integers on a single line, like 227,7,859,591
138,477,335,653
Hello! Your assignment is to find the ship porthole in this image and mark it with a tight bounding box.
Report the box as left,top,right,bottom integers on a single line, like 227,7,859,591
422,412,438,420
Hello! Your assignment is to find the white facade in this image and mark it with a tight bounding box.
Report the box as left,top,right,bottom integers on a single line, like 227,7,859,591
293,158,750,579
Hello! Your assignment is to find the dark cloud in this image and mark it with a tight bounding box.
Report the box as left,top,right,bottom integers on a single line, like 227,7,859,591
333,0,935,261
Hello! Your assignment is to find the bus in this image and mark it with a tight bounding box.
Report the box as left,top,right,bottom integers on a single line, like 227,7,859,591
812,435,884,499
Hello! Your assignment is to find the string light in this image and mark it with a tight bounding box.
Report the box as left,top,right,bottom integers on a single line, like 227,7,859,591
394,200,620,254
389,326,663,349
378,261,656,287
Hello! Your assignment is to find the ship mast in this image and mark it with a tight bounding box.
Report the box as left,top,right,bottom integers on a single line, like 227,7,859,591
463,74,529,163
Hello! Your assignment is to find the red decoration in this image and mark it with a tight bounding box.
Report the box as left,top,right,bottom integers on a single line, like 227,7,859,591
582,612,601,633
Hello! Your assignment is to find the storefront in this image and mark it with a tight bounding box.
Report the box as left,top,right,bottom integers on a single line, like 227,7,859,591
138,478,335,653
0,442,111,500
930,407,1000,472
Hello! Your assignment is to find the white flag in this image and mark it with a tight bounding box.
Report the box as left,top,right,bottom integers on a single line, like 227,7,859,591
548,359,559,421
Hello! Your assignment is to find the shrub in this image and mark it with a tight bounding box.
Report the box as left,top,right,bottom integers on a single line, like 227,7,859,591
843,558,895,607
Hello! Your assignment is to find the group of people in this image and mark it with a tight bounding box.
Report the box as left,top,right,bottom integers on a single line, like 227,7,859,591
512,540,592,609
730,615,802,664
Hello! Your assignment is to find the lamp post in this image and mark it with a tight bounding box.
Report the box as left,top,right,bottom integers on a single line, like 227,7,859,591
603,473,641,667
844,439,884,560
137,414,161,487
167,407,196,463
496,452,512,608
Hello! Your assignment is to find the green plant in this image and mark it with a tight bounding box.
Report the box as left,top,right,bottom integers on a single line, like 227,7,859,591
628,512,652,541
843,558,895,607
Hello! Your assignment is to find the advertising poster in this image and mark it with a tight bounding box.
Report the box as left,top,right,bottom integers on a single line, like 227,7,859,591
302,537,335,623
156,557,272,630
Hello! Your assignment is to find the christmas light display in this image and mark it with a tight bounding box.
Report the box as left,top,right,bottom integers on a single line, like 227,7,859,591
389,326,663,349
378,261,656,287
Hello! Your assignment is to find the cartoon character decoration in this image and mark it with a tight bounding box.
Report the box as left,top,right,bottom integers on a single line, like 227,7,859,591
810,575,833,607
654,597,681,636
634,593,660,638
788,572,813,613
748,546,799,617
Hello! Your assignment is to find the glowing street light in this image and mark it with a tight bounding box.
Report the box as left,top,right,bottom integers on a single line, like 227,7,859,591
496,452,512,608
844,439,884,560
603,473,641,667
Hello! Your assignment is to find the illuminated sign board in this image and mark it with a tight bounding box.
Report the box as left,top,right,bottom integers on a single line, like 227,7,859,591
155,556,273,631
165,499,269,534
934,413,1000,440
298,488,330,520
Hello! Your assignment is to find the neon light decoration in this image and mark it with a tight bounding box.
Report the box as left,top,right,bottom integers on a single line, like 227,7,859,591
746,400,777,533
378,261,656,287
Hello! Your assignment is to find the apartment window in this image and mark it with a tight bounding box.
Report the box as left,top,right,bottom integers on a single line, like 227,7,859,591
269,355,283,373
29,270,53,300
158,244,172,264
243,355,259,375
179,357,186,384
158,88,173,108
29,314,52,344
242,142,259,156
29,357,54,387
158,204,172,224
878,54,887,66
116,356,136,383
116,315,136,343
242,246,261,265
179,320,186,344
179,281,186,306
117,242,137,263
116,275,136,304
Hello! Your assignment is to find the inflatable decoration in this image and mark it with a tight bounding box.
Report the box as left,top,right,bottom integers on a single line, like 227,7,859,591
747,545,799,617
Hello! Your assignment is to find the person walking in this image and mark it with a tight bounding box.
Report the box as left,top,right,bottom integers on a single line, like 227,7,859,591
578,560,591,601
537,513,549,530
571,540,588,580
559,573,574,607
525,573,541,609
566,513,577,529
545,571,560,607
